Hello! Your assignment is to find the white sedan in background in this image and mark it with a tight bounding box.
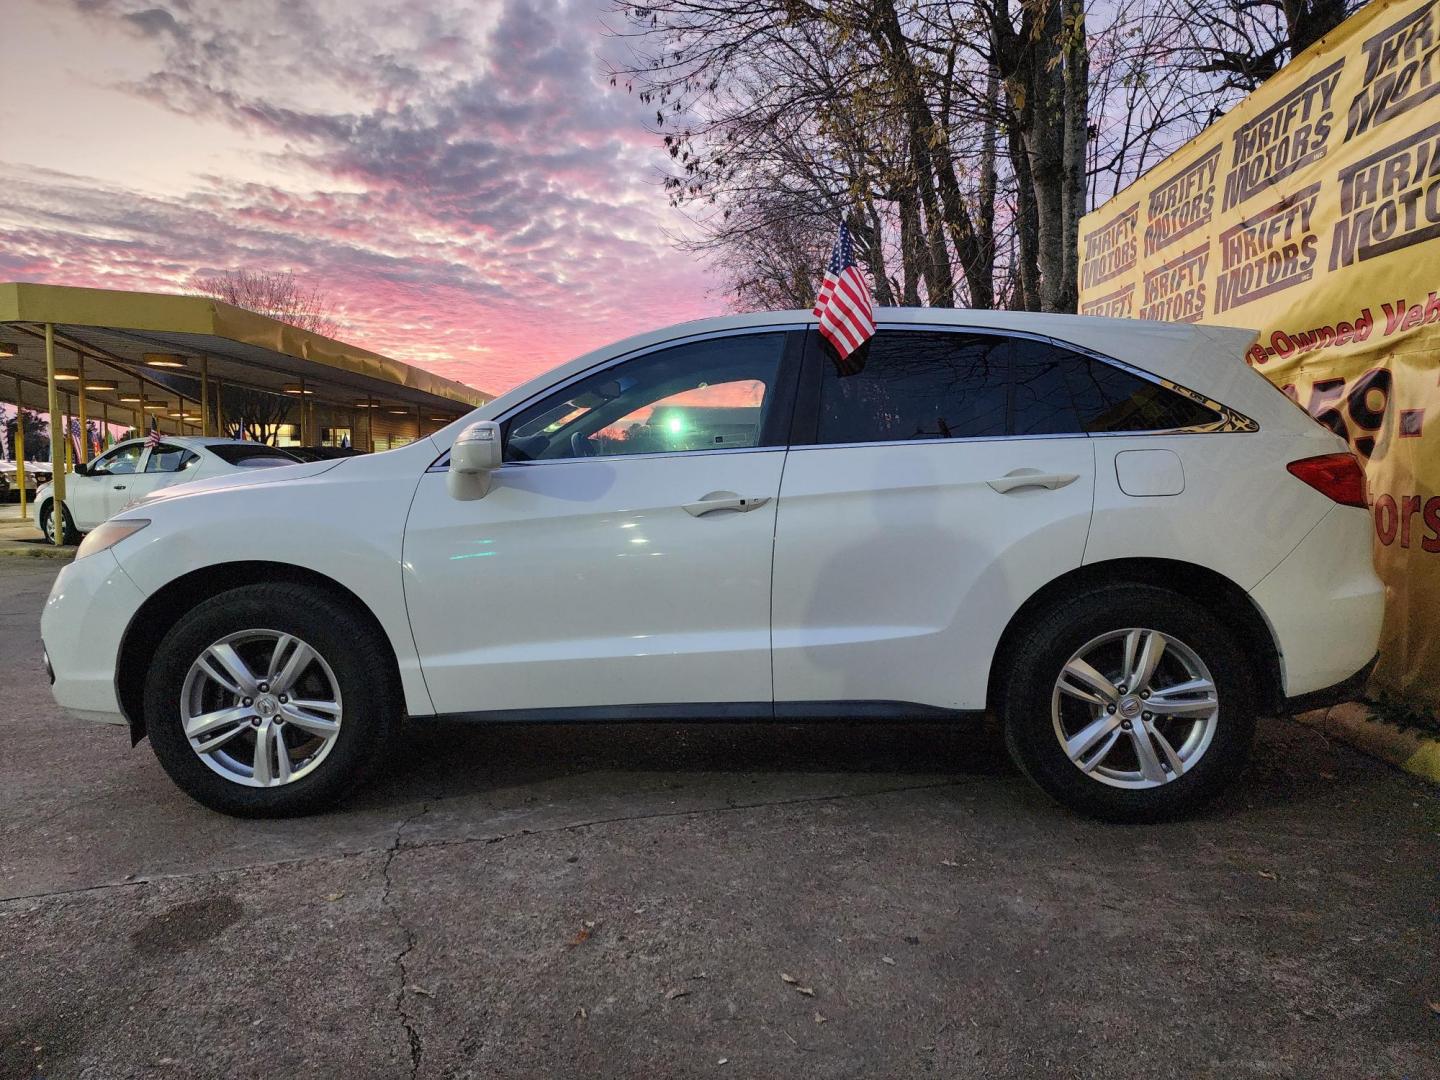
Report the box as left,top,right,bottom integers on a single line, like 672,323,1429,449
35,436,299,543
40,309,1382,822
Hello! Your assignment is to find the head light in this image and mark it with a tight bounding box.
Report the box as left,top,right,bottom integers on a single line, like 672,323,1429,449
75,518,150,561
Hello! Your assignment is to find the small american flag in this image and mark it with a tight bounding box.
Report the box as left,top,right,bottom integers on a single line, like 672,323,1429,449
812,221,875,366
145,416,162,449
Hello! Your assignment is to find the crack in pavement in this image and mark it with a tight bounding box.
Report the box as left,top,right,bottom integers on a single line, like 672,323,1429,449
0,778,969,905
381,801,431,1079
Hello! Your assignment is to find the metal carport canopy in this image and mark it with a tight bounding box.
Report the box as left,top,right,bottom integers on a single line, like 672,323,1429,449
1,281,492,544
0,282,491,420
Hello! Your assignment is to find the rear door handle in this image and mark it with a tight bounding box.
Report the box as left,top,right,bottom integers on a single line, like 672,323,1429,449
683,491,771,517
986,470,1080,494
113,484,127,490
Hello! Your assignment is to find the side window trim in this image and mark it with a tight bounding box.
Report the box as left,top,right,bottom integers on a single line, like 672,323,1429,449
790,323,1254,449
428,325,809,471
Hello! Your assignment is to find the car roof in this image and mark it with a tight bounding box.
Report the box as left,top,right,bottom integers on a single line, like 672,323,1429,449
111,435,253,450
475,307,1264,430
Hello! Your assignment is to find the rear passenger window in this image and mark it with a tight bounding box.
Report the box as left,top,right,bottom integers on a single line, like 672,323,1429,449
814,331,1223,444
816,331,1008,444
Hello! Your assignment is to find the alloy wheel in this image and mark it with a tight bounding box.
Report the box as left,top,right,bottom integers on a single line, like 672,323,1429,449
180,629,343,787
1051,627,1219,789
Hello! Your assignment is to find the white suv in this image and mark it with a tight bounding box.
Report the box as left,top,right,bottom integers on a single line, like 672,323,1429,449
40,310,1382,821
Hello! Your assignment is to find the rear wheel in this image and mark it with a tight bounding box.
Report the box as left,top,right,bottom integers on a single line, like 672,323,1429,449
1000,585,1256,822
39,500,80,545
145,583,398,817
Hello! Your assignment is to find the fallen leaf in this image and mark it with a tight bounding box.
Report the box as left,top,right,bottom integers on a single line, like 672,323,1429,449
325,892,344,902
574,1006,587,1020
940,859,959,867
1257,871,1277,881
665,987,691,1000
569,926,592,947
718,1058,729,1066
780,973,798,985
1427,999,1440,1016
795,986,815,997
407,985,434,997
814,1012,828,1024
583,919,597,929
882,955,896,966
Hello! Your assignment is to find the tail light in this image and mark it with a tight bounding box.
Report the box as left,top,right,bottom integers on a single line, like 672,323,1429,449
1286,452,1367,508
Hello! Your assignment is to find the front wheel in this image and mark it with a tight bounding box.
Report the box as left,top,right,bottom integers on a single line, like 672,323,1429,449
1000,585,1257,822
145,583,398,817
40,500,80,545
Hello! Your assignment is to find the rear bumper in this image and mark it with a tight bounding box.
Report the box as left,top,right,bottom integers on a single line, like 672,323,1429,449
1278,653,1377,715
1248,505,1384,698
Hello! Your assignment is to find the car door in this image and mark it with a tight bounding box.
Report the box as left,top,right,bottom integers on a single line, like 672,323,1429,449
70,441,145,528
403,329,803,717
124,443,202,508
769,327,1097,714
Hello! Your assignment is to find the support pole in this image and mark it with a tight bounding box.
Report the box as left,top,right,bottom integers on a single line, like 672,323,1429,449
201,356,211,437
44,324,66,544
14,375,27,521
215,377,225,438
77,353,90,464
64,393,73,473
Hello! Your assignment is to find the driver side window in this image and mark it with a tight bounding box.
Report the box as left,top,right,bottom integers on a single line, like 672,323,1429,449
504,333,789,462
90,443,144,475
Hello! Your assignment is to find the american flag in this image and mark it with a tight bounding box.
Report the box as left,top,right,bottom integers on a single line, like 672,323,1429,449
145,416,162,449
812,221,875,364
67,417,83,460
0,409,10,462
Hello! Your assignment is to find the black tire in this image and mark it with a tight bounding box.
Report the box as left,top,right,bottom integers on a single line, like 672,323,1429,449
145,582,399,817
40,500,80,545
1000,584,1257,823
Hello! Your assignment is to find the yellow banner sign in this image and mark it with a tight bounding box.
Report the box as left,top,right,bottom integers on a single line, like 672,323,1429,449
1078,0,1440,706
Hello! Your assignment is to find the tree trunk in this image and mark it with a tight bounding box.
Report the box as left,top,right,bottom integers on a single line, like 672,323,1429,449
998,0,1086,313
977,67,1000,308
1058,0,1089,312
896,183,924,305
1007,105,1042,311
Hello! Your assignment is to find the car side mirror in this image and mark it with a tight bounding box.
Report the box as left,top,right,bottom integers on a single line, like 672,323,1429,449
447,420,502,500
74,461,92,477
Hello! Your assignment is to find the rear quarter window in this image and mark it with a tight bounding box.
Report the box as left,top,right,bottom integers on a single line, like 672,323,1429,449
1010,340,1224,434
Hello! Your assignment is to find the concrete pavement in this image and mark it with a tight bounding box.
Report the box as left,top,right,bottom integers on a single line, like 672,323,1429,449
2,558,1437,1079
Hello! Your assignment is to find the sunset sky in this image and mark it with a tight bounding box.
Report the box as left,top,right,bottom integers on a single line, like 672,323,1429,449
0,0,724,394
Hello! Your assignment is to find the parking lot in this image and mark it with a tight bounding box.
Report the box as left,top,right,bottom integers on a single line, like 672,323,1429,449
1,556,1437,1079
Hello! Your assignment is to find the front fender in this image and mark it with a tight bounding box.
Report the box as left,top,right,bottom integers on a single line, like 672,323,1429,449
112,454,436,718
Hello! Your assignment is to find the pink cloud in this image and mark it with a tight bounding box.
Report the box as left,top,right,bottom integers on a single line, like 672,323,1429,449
2,0,733,394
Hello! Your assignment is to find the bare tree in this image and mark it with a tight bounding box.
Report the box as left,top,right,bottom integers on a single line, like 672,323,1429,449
609,0,1352,316
218,386,292,446
1155,0,1361,94
190,269,342,339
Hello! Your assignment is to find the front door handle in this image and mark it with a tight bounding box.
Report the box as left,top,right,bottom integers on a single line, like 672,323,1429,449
113,483,127,491
683,491,771,517
986,470,1080,494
